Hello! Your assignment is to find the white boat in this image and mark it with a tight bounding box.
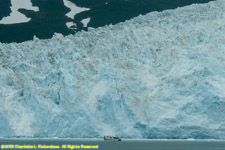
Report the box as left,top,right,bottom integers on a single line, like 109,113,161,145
104,136,121,141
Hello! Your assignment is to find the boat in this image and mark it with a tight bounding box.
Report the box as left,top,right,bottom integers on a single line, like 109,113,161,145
104,136,121,141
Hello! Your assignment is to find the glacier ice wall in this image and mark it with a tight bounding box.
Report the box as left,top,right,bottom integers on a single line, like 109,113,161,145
0,0,225,139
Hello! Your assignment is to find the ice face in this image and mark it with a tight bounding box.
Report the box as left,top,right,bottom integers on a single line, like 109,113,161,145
0,0,225,138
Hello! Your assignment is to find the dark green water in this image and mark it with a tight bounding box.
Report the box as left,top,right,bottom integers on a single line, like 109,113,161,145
0,0,214,43
0,0,11,20
1,139,225,150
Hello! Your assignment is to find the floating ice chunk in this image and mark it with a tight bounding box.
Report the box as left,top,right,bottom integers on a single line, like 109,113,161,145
0,0,39,24
66,22,77,30
63,0,90,19
54,33,64,37
81,17,91,27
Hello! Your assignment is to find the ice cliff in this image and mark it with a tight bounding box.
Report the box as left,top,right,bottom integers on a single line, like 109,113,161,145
0,0,225,139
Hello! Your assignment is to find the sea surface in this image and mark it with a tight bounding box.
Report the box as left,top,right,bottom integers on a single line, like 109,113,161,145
1,139,225,150
0,0,213,43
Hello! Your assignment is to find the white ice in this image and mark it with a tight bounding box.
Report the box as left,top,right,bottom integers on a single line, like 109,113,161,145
63,0,90,19
63,0,90,29
0,0,39,24
81,17,91,27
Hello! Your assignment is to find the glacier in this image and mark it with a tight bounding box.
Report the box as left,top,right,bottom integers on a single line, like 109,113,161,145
0,0,225,139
